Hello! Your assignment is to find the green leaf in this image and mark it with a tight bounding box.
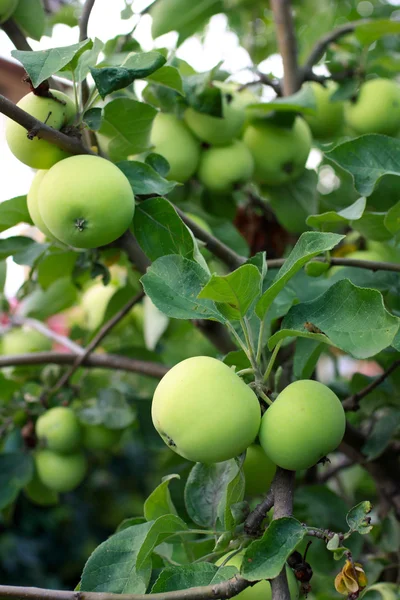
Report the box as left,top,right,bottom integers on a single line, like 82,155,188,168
0,261,7,292
81,515,187,593
384,201,400,235
133,198,195,261
12,40,92,87
141,255,225,322
117,161,177,197
0,196,32,233
145,66,184,94
0,453,34,510
268,279,400,359
266,169,319,234
0,236,48,266
143,474,179,521
150,0,223,43
12,0,45,41
74,38,104,83
198,264,261,320
354,211,393,242
306,197,366,230
327,135,400,197
98,98,156,161
242,518,306,580
83,107,102,131
346,501,373,535
355,19,400,45
248,85,316,116
77,389,135,429
293,338,324,379
90,52,166,98
256,232,344,319
362,409,400,460
20,277,78,319
151,564,236,593
184,459,244,529
37,250,77,289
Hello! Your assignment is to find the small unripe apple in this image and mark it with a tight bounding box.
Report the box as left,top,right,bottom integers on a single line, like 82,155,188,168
24,470,59,506
35,406,82,454
151,112,201,182
1,327,52,355
216,552,298,600
243,117,312,186
198,140,254,193
27,170,57,240
243,444,276,496
304,82,344,139
152,356,261,463
83,424,123,451
0,0,18,22
35,449,87,493
6,90,76,169
259,380,346,471
81,283,118,330
38,155,135,249
345,78,400,136
184,90,246,146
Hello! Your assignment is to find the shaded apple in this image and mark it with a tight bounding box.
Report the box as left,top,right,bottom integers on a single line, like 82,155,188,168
35,406,82,454
198,140,254,193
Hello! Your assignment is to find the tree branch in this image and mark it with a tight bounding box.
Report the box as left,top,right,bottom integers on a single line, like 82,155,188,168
10,316,84,355
270,0,300,94
244,489,274,536
238,73,282,96
2,18,32,50
342,358,400,411
51,290,145,393
0,576,252,600
0,94,95,156
266,256,400,274
0,351,168,379
79,0,96,42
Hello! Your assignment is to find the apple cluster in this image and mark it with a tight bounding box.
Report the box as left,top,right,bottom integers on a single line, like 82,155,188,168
25,406,123,505
6,90,135,249
151,356,346,479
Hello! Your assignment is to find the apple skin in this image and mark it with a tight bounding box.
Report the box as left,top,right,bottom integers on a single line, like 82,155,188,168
38,155,135,249
81,283,117,330
1,327,52,355
0,0,18,22
24,470,59,506
259,380,346,471
83,424,123,451
6,90,76,169
35,406,82,454
152,356,261,463
198,140,254,193
27,170,57,240
184,91,246,146
345,78,400,136
304,82,344,139
216,552,299,600
243,117,312,186
35,449,87,493
243,444,276,496
151,113,201,183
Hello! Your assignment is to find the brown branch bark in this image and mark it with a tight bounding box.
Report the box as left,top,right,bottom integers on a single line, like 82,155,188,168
266,256,400,274
0,351,168,378
51,290,145,393
79,0,96,110
342,358,400,411
244,489,274,536
0,576,252,600
270,0,300,94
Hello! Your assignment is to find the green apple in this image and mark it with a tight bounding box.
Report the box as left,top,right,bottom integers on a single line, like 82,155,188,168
150,112,201,183
24,470,59,506
6,90,76,169
81,283,118,330
216,552,299,600
259,380,346,471
35,449,87,493
1,327,52,355
243,444,276,496
83,424,123,451
345,78,400,136
243,117,312,186
38,155,135,249
184,89,246,146
198,140,254,193
0,0,17,21
27,170,57,240
304,82,344,139
35,406,82,454
152,356,261,463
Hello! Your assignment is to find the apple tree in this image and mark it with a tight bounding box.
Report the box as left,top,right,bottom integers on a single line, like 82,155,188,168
0,1,400,599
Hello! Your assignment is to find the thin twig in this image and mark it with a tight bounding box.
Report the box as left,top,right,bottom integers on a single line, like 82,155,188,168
0,352,168,379
11,316,84,355
270,0,300,94
238,73,281,95
79,0,96,41
318,457,354,483
266,256,400,273
0,578,253,600
342,358,400,411
51,290,145,393
244,489,274,536
2,18,32,50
